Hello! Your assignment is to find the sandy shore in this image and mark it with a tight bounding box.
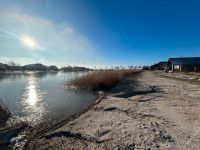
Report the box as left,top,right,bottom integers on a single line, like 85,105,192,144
26,71,200,149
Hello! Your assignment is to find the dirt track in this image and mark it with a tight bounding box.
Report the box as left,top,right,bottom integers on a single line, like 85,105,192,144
28,71,200,149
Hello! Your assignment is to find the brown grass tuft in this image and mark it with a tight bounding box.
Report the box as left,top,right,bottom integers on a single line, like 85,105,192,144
68,70,140,91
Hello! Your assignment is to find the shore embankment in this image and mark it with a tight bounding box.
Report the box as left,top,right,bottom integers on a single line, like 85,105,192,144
26,71,200,149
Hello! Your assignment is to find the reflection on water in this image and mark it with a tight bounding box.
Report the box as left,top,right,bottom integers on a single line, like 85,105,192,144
0,71,55,82
26,75,38,105
0,71,95,125
20,73,47,124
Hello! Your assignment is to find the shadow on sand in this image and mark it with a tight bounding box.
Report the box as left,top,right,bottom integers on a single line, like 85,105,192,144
110,74,163,98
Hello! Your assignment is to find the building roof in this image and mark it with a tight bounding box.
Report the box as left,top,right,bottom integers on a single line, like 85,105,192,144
169,57,200,65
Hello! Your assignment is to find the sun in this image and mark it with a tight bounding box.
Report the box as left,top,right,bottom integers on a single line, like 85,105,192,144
21,35,37,49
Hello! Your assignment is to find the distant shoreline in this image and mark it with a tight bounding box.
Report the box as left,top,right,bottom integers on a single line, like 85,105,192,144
0,63,91,72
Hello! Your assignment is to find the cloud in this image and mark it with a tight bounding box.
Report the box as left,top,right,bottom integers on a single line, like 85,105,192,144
0,12,97,66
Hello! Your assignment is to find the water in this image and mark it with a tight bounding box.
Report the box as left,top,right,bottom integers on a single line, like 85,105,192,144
0,71,95,124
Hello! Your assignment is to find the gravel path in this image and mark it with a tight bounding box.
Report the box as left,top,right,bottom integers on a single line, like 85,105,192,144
28,71,200,149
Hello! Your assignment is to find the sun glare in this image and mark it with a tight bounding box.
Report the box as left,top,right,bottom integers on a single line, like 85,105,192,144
27,75,38,106
21,35,37,49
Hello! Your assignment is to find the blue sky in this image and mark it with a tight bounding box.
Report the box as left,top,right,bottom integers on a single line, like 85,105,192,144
1,0,200,67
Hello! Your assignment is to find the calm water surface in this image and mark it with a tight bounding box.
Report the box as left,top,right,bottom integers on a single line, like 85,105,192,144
0,71,95,124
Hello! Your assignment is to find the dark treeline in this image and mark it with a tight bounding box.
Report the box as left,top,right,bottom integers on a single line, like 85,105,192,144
0,62,90,72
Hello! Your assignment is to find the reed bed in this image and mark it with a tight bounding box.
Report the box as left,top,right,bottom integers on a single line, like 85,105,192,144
68,70,140,91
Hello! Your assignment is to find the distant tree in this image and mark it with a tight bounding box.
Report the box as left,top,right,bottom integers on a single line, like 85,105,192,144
67,65,72,68
16,63,21,66
48,65,59,71
142,65,150,70
8,61,16,66
115,66,119,70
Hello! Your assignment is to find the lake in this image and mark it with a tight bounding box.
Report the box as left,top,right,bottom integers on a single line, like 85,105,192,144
0,71,95,125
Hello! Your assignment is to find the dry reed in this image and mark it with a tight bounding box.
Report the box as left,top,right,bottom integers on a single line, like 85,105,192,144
68,70,140,91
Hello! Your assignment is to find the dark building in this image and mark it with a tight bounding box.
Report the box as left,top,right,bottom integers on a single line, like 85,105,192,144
168,57,200,72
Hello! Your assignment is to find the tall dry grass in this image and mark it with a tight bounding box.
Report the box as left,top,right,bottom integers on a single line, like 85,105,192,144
68,70,140,91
